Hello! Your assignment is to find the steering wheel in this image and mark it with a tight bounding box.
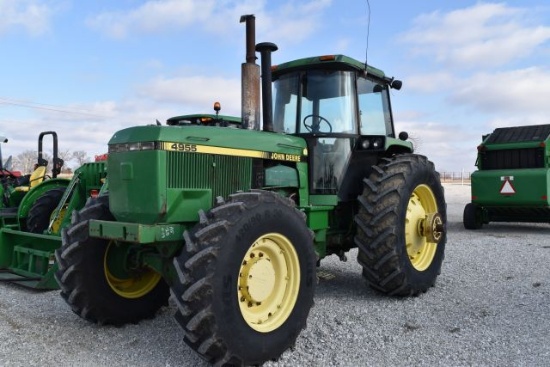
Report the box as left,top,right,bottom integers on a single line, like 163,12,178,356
0,169,19,182
303,114,332,133
0,169,18,190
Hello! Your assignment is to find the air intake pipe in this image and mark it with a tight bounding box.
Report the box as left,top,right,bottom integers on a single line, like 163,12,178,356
255,42,277,132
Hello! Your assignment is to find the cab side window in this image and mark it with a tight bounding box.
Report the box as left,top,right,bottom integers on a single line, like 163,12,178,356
357,78,393,136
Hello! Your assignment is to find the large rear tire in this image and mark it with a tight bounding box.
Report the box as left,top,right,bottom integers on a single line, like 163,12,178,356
355,154,446,296
54,195,169,325
171,190,316,366
27,186,66,234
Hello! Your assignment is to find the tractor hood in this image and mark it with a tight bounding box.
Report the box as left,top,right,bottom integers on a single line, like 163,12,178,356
108,125,307,159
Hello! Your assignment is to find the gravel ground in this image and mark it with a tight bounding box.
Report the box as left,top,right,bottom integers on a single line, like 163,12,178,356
1,183,549,366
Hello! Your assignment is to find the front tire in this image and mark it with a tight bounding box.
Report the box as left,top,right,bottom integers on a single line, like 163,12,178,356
55,195,169,325
171,190,316,366
355,154,446,296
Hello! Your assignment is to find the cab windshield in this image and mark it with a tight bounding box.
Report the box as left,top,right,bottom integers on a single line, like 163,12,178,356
272,68,394,195
272,70,358,135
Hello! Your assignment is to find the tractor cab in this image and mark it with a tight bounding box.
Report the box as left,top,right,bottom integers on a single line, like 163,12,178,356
271,55,410,199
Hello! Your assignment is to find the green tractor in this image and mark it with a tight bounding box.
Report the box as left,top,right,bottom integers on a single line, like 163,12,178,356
464,124,550,229
0,136,23,207
54,15,446,366
0,113,231,289
0,131,107,288
0,131,65,213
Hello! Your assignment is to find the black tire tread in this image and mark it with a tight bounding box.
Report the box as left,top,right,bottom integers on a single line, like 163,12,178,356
463,203,483,229
171,190,314,366
55,195,169,325
27,186,66,233
355,154,446,296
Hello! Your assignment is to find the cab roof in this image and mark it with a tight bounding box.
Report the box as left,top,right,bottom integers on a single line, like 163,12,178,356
272,55,386,80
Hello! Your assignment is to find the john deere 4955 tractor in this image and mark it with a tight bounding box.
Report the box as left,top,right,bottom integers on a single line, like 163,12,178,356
55,15,446,366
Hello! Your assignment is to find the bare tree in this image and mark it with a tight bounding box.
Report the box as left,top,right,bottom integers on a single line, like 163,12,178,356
13,150,37,174
12,150,59,175
13,149,93,174
72,150,91,166
57,149,73,172
407,133,423,154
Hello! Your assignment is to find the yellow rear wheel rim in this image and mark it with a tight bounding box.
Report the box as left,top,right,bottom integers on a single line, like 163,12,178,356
405,184,439,271
238,233,300,333
104,242,161,299
49,207,67,234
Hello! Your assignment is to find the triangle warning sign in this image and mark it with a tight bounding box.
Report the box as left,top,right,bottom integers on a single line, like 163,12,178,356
500,179,516,195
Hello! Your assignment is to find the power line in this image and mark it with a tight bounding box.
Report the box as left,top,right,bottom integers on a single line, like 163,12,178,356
0,97,108,118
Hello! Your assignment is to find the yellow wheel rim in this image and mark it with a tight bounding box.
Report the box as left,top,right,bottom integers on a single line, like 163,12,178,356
405,184,440,271
238,233,300,333
104,242,161,299
49,207,67,234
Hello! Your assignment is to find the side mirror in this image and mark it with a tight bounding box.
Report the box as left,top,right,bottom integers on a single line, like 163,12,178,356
391,79,402,90
383,77,403,90
398,131,409,141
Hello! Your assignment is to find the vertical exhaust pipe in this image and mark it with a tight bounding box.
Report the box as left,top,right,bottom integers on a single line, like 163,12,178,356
240,15,260,130
255,42,277,132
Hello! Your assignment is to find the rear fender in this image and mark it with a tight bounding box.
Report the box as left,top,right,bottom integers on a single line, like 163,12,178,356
17,178,70,219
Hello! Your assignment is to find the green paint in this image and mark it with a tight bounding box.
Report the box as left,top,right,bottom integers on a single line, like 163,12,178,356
469,124,550,224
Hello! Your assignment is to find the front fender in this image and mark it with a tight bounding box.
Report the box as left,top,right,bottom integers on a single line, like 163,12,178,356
17,178,71,219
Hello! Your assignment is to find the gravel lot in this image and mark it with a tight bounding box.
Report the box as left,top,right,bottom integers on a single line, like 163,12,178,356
1,183,549,366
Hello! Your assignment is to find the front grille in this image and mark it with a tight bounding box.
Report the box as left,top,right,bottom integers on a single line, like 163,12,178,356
481,148,545,170
167,151,252,204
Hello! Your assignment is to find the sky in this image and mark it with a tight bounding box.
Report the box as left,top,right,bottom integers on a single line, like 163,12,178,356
1,0,550,172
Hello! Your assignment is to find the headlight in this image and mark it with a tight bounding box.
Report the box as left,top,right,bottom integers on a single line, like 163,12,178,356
109,141,157,153
359,137,385,150
372,138,383,149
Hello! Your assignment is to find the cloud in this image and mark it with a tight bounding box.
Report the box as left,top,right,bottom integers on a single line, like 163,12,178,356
2,71,246,165
255,0,332,44
1,97,197,168
86,0,332,45
451,67,550,115
86,0,216,39
140,75,242,115
485,113,550,130
399,65,550,170
398,120,479,171
405,72,456,93
401,2,550,69
0,0,55,36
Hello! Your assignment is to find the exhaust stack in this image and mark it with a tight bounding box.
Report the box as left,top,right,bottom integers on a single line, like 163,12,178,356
240,15,260,130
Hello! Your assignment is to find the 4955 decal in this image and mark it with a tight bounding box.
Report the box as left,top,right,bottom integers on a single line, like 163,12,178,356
169,143,197,152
